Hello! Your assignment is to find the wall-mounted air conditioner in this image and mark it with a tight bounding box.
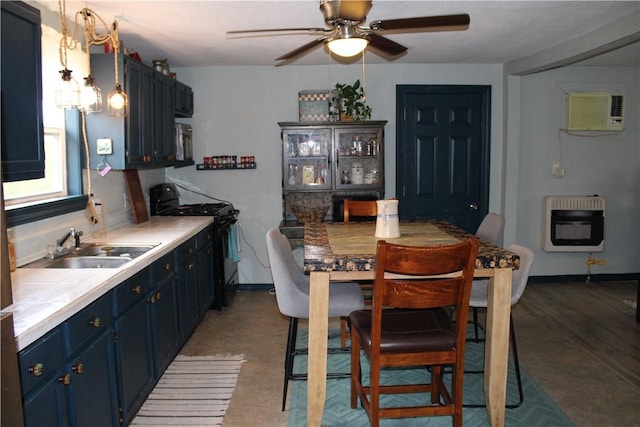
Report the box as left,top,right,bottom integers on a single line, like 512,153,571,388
566,92,624,131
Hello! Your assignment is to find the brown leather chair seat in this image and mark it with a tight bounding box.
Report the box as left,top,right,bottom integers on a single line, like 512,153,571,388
350,308,455,352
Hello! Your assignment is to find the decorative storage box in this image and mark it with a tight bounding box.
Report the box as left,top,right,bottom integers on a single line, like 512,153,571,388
298,90,331,122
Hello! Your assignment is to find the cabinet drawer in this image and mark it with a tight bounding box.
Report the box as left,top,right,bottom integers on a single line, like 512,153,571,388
151,252,174,283
175,237,197,263
67,293,112,355
196,227,213,249
18,327,65,396
115,269,150,316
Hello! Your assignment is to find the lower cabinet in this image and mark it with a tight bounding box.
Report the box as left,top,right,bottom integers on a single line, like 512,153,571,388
149,253,180,376
20,293,117,427
67,330,118,427
114,295,154,426
18,232,211,427
176,237,200,339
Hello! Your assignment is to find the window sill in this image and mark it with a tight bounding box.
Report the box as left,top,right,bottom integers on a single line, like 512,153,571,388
5,195,88,227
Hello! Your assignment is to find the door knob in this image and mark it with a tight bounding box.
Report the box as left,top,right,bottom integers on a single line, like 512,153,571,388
470,203,478,210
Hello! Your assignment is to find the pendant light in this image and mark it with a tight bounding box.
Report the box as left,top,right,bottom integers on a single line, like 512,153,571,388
55,68,80,109
56,2,127,116
106,20,127,117
55,0,80,109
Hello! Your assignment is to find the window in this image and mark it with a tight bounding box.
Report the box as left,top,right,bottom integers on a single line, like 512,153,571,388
3,20,87,227
4,128,67,206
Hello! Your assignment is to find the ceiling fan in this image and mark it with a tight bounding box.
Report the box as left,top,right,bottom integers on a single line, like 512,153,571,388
227,0,470,66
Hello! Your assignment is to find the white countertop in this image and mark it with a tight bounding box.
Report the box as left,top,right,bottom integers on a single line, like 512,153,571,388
3,216,213,351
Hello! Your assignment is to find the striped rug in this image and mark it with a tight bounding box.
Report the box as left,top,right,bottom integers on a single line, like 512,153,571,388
130,354,245,426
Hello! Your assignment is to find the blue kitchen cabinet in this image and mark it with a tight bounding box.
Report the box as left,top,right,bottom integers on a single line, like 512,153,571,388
175,237,200,338
19,327,67,427
195,226,215,314
67,329,118,427
174,80,194,117
20,292,117,427
85,54,176,170
154,72,177,166
21,369,68,427
149,253,180,376
1,1,45,182
19,227,212,427
113,294,154,426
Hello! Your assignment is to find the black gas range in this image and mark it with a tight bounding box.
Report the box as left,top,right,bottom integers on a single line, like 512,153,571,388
149,183,239,309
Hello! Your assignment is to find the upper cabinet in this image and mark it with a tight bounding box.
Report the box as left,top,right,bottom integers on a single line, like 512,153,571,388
86,54,193,170
1,1,45,182
174,80,194,117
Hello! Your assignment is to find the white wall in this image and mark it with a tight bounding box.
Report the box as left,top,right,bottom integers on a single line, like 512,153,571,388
166,63,505,283
513,65,639,276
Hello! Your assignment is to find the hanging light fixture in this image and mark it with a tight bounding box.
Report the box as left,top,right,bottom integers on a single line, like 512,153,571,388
80,75,102,113
327,26,369,57
106,20,127,117
55,0,80,109
56,3,127,115
55,68,81,109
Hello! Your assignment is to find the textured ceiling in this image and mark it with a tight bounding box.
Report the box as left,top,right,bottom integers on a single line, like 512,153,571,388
39,1,640,68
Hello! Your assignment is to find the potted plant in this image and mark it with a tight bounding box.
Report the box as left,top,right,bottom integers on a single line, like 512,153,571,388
333,79,372,121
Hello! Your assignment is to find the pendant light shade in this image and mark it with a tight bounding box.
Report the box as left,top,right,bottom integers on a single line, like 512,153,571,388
55,68,80,109
80,75,103,112
108,84,128,117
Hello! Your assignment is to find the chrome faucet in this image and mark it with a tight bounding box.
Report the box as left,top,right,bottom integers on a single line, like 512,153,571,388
56,228,83,251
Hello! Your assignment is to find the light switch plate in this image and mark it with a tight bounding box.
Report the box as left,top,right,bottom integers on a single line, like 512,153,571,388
96,138,113,155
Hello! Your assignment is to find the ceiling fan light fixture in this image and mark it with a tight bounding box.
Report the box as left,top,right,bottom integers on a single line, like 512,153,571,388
328,37,368,57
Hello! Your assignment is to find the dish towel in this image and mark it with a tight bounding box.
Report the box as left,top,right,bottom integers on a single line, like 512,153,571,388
228,223,240,262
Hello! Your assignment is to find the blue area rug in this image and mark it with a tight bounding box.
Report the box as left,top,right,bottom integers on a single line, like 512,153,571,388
287,329,574,426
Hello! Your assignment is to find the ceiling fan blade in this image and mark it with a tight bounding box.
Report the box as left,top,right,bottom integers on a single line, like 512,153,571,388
337,0,372,22
275,37,328,64
227,27,329,35
366,33,407,56
369,14,470,33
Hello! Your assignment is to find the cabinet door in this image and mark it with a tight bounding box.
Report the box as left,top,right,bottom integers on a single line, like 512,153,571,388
22,371,68,427
67,330,118,427
174,80,194,117
153,74,176,166
196,243,215,316
125,59,154,167
334,126,384,190
282,128,332,191
114,297,154,426
178,257,200,337
1,2,45,182
150,276,180,376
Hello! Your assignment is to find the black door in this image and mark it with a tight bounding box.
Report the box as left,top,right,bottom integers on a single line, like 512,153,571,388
396,85,490,233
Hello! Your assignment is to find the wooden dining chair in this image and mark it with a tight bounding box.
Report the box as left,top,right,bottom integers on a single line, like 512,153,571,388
349,237,479,427
343,199,378,223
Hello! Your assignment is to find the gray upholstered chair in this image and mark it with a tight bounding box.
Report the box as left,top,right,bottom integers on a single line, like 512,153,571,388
470,212,506,340
466,243,535,408
265,228,365,411
475,212,505,246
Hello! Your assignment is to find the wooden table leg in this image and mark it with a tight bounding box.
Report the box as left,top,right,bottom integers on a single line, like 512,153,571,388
483,268,512,427
307,271,330,427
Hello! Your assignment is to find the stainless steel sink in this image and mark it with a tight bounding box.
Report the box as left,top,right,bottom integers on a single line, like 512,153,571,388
24,243,159,268
45,256,133,269
75,243,159,258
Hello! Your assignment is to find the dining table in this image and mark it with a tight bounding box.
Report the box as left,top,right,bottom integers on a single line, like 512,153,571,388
302,219,520,427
